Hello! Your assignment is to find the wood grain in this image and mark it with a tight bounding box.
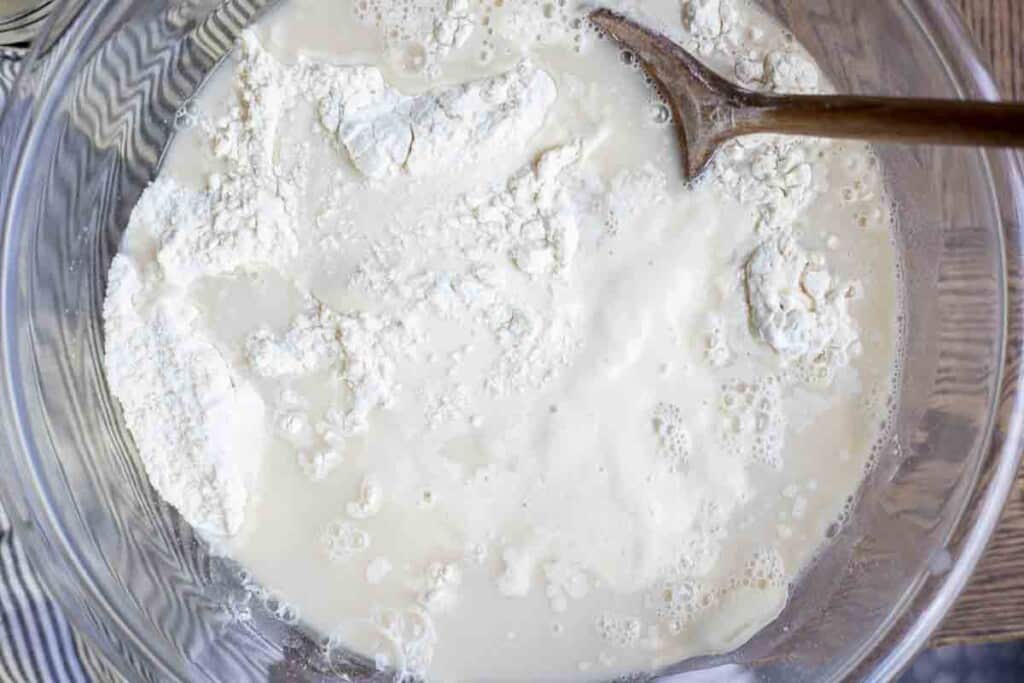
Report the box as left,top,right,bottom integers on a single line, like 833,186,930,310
932,0,1024,646
955,0,1024,100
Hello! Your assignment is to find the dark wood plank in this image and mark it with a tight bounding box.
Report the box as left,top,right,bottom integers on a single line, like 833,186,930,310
955,0,1024,99
933,480,1024,645
933,0,1024,646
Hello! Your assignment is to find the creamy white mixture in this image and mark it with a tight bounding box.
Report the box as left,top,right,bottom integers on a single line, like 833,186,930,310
103,0,900,679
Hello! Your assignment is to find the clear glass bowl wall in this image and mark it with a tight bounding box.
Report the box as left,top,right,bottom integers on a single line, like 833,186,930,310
0,1,1022,681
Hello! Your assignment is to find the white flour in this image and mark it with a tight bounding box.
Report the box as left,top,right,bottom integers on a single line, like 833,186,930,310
104,0,900,680
307,59,556,179
349,139,590,398
682,0,740,56
745,232,860,366
103,257,265,541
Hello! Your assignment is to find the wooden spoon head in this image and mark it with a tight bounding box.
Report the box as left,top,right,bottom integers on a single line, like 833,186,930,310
589,8,751,181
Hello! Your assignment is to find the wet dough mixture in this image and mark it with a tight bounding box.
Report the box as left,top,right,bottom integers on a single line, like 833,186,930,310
103,0,900,679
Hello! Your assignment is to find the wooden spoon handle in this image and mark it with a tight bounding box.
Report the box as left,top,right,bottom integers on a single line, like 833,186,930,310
740,95,1024,148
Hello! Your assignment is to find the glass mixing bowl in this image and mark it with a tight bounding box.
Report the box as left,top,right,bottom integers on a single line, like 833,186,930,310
1,0,1022,680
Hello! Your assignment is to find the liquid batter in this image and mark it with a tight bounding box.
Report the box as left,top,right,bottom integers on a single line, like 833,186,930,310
103,0,900,679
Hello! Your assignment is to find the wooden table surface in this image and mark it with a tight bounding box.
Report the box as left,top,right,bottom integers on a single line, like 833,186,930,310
932,0,1024,647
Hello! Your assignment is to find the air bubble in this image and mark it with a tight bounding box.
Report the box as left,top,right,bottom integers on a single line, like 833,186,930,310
323,520,371,561
595,614,642,648
173,100,199,131
651,103,672,126
720,378,785,468
652,402,691,470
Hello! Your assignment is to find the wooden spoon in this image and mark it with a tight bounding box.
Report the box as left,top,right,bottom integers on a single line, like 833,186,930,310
589,8,1024,182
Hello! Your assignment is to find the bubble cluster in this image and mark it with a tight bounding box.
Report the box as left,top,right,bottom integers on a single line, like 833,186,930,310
826,493,858,539
262,592,301,624
173,99,199,131
323,519,371,561
594,613,642,648
720,377,786,469
740,547,785,590
355,0,474,77
853,206,886,230
787,348,849,387
649,578,715,631
652,402,691,470
704,324,730,367
493,0,588,52
841,179,875,205
239,571,300,624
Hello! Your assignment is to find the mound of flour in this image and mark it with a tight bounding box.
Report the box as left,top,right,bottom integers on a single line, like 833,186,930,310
104,253,266,541
302,57,556,179
103,31,564,543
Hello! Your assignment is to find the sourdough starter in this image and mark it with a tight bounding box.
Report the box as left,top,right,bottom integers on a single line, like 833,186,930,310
103,0,901,679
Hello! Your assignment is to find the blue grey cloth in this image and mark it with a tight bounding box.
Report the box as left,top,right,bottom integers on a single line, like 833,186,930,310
0,2,115,678
0,507,116,683
900,642,1024,683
